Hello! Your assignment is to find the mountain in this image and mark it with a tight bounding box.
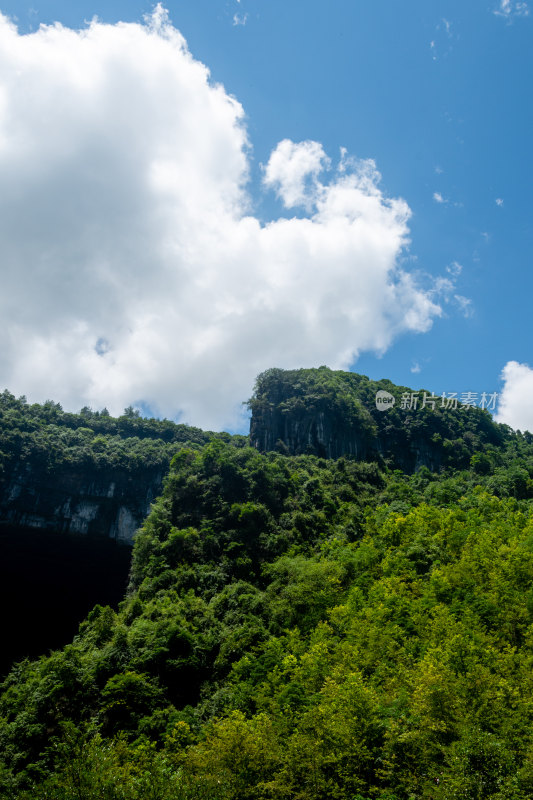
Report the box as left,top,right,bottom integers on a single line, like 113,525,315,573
249,366,508,471
2,371,533,799
0,369,517,544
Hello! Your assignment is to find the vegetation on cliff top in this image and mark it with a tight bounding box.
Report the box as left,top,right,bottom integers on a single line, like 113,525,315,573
0,388,242,478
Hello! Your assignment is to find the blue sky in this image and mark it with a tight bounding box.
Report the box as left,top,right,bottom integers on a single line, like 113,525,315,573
0,0,531,431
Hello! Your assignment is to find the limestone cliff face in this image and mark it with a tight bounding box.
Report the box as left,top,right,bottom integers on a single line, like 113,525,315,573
250,405,371,461
0,463,163,543
249,401,442,471
248,367,503,472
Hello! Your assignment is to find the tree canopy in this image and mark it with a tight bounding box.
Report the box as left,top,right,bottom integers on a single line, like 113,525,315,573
2,375,533,798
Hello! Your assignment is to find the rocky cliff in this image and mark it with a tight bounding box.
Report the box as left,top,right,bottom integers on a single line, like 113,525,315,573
248,367,504,472
0,462,164,543
0,391,220,543
251,405,372,461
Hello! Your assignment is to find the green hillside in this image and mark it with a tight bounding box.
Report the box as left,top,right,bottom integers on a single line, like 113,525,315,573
2,372,533,798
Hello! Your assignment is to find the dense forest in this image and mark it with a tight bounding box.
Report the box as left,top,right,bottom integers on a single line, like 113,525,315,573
0,389,235,477
2,369,533,798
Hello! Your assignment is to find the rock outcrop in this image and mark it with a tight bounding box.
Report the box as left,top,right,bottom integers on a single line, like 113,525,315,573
0,463,163,543
248,367,504,472
250,405,372,461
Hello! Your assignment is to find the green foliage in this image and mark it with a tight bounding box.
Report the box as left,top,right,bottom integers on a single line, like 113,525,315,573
5,374,533,798
0,389,242,477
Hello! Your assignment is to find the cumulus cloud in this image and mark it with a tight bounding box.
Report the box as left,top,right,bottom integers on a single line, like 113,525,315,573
496,361,533,432
0,6,442,430
263,139,330,210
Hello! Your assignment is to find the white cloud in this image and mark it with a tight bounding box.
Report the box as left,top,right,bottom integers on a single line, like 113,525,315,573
453,295,474,318
496,361,533,432
430,18,454,61
0,6,443,431
263,139,330,210
430,266,472,317
496,197,504,206
446,261,462,277
411,361,421,374
434,277,455,296
433,191,463,209
232,13,248,26
494,0,529,19
496,0,511,14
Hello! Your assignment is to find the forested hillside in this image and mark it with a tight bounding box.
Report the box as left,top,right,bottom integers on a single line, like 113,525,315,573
0,390,239,540
2,372,533,798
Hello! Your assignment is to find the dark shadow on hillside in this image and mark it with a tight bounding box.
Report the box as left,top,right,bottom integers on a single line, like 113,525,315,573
0,524,132,677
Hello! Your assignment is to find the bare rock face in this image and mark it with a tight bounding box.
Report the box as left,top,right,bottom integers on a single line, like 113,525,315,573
0,463,163,543
250,405,371,461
